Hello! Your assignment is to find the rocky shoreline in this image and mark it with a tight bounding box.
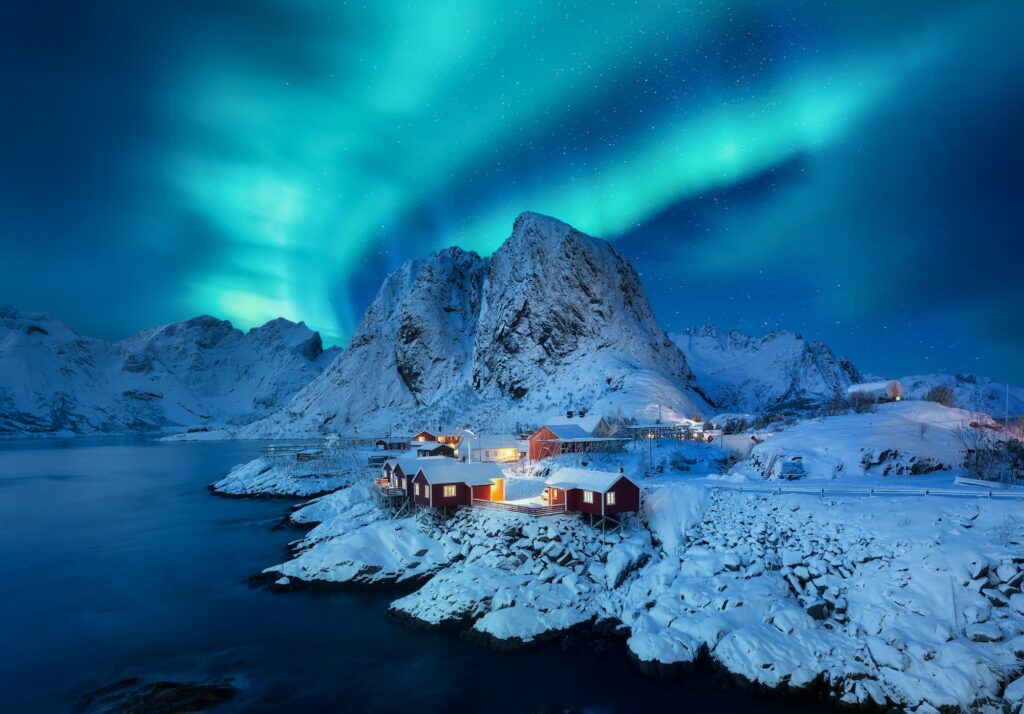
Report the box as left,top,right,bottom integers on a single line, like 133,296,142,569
213,465,1024,713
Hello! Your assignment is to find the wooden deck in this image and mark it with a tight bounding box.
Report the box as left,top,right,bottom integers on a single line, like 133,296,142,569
471,499,566,516
375,481,406,498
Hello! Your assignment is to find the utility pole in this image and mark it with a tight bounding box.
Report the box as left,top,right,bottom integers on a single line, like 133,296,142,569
1006,382,1010,432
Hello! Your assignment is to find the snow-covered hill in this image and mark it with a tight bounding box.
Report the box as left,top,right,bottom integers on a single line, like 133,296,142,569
674,325,861,413
730,400,972,481
0,307,339,436
244,212,711,437
899,373,1024,418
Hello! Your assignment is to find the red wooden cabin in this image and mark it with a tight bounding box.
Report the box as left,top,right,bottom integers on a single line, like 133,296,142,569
528,423,591,460
409,462,506,510
544,467,640,518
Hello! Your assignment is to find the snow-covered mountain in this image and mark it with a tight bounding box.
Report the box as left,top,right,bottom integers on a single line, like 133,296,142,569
0,307,339,436
899,372,1024,418
244,212,711,437
673,325,861,413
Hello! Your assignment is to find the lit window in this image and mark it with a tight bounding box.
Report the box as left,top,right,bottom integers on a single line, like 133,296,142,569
399,478,405,488
443,485,457,498
583,490,594,504
414,482,420,496
606,491,616,506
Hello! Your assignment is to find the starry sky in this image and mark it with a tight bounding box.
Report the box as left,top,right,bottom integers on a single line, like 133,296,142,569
2,1,1022,382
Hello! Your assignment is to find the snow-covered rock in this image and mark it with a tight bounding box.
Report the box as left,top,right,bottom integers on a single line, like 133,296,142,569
211,454,353,497
618,484,1024,711
242,212,711,437
235,447,1023,711
674,325,861,414
0,307,339,436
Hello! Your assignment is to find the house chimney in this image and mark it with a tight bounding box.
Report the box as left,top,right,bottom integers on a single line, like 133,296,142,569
619,467,624,474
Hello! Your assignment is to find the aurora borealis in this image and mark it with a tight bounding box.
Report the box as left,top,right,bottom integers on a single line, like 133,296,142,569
2,1,1022,381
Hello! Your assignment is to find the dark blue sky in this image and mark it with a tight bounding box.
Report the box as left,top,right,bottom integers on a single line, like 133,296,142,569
1,1,1022,382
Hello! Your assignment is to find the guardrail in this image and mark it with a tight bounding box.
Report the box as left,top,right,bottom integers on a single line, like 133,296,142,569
709,483,1024,500
471,499,566,516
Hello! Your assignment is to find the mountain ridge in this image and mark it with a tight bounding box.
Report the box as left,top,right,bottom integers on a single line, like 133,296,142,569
240,212,711,437
0,306,339,435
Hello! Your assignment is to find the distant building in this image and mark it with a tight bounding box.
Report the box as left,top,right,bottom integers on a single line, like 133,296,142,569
847,380,904,403
416,442,456,458
375,437,410,451
528,423,626,461
468,434,526,463
412,428,471,447
539,411,616,437
295,448,323,463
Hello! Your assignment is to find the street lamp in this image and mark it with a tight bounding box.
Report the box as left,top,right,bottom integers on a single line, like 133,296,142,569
464,428,476,464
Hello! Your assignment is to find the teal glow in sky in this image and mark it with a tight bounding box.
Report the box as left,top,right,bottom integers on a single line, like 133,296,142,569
2,1,1023,381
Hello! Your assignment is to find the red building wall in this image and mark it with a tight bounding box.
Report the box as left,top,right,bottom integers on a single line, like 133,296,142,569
604,477,641,514
430,482,471,507
547,487,566,507
412,472,431,506
563,477,640,515
411,473,472,507
529,427,562,461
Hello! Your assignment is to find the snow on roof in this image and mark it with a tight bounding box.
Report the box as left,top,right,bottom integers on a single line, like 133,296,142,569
414,427,471,437
545,467,631,493
538,423,591,440
470,434,526,450
383,456,448,472
547,436,627,443
297,448,323,455
415,461,506,486
847,380,899,395
538,413,606,434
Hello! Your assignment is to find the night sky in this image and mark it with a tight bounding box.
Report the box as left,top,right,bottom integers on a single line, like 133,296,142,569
2,1,1022,382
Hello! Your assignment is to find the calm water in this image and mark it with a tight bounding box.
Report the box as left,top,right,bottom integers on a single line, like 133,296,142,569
0,439,830,713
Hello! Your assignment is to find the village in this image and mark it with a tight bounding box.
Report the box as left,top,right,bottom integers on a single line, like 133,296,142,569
241,377,1024,533
260,409,711,532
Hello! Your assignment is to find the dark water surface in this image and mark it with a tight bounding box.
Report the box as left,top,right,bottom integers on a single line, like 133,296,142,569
0,439,829,713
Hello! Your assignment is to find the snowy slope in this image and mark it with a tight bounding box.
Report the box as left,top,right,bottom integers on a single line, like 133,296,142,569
675,325,861,413
730,400,973,481
243,212,711,437
0,307,339,436
900,373,1024,418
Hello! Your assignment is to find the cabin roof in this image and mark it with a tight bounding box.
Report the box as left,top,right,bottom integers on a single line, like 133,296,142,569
470,434,526,450
383,456,447,472
545,467,632,493
538,423,591,440
414,461,506,486
546,436,627,443
296,448,323,455
539,412,607,434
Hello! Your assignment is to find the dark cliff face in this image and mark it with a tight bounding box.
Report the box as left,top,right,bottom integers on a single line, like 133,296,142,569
393,247,488,403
